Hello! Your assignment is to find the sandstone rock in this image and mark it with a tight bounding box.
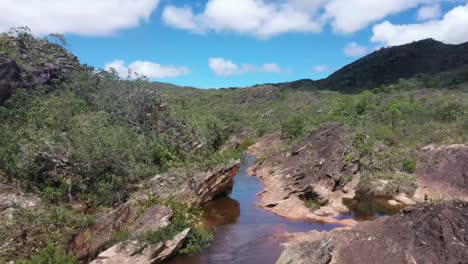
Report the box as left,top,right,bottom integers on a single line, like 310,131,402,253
90,228,190,264
414,144,468,201
69,201,139,260
250,123,359,222
278,201,468,264
184,160,240,205
136,160,240,206
132,205,172,235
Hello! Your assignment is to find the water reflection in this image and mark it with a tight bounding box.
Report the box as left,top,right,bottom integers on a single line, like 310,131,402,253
343,197,406,221
168,155,340,264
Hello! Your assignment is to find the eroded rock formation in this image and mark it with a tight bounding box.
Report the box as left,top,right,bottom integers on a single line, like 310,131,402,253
414,144,468,201
249,123,359,224
278,201,468,264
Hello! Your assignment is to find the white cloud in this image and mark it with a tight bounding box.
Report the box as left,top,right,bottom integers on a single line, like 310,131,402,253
371,3,468,46
104,60,191,79
344,42,369,57
162,0,442,38
417,4,442,20
208,57,283,76
0,0,160,36
323,0,433,34
313,65,331,72
162,6,198,31
162,0,323,39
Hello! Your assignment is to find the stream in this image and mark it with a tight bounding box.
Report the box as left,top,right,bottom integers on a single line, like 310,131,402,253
168,155,403,264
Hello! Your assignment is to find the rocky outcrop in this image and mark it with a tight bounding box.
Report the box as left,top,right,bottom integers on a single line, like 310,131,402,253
70,203,176,261
0,36,79,104
414,144,468,201
0,56,21,104
89,228,190,264
0,184,41,221
69,201,139,260
277,201,468,264
131,205,172,235
249,123,359,225
135,160,240,205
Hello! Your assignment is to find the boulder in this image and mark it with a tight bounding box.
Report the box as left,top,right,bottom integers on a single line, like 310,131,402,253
249,123,359,222
136,160,240,206
132,205,172,235
0,183,41,212
90,228,190,264
69,201,139,260
414,144,468,201
278,201,468,264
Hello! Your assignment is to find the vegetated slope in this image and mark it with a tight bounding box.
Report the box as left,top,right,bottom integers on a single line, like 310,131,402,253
0,28,79,104
275,39,468,92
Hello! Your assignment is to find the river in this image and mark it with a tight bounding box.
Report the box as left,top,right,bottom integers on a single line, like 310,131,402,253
168,155,403,264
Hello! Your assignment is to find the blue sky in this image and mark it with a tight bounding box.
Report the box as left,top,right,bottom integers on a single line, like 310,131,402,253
2,0,468,88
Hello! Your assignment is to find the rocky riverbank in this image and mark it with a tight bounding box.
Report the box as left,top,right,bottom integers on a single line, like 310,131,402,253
248,123,360,226
277,201,468,264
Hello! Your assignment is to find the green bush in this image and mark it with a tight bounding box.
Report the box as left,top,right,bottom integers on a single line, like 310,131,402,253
434,103,463,122
402,159,417,173
18,245,76,264
281,115,304,138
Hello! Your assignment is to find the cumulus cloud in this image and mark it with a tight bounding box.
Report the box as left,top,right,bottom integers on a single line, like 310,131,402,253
371,4,468,46
344,42,369,57
417,4,442,20
323,0,433,34
104,60,191,79
162,0,443,38
162,0,323,39
208,58,283,76
0,0,160,36
313,65,331,72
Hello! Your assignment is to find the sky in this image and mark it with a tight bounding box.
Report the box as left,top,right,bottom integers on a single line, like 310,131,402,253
1,0,468,88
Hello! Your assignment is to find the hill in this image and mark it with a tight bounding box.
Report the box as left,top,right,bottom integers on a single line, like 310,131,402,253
275,39,468,92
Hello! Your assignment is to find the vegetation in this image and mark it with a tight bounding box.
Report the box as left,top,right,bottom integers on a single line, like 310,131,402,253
138,197,213,255
0,206,93,261
1,30,467,261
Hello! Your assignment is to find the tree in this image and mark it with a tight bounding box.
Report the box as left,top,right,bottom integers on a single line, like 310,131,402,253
47,33,68,46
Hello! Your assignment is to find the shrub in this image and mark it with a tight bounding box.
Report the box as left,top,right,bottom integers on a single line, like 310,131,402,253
281,115,304,138
18,245,76,264
402,159,417,173
433,103,463,122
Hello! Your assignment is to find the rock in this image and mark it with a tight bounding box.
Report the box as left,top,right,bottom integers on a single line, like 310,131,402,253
90,228,190,264
184,160,240,205
387,199,401,206
250,123,359,222
151,228,190,263
394,192,416,205
0,184,41,212
0,36,79,104
132,205,172,235
0,56,21,104
414,144,468,201
135,160,240,206
69,201,139,260
278,201,468,264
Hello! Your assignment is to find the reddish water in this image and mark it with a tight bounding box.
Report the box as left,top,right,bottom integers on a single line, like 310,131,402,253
167,155,342,264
